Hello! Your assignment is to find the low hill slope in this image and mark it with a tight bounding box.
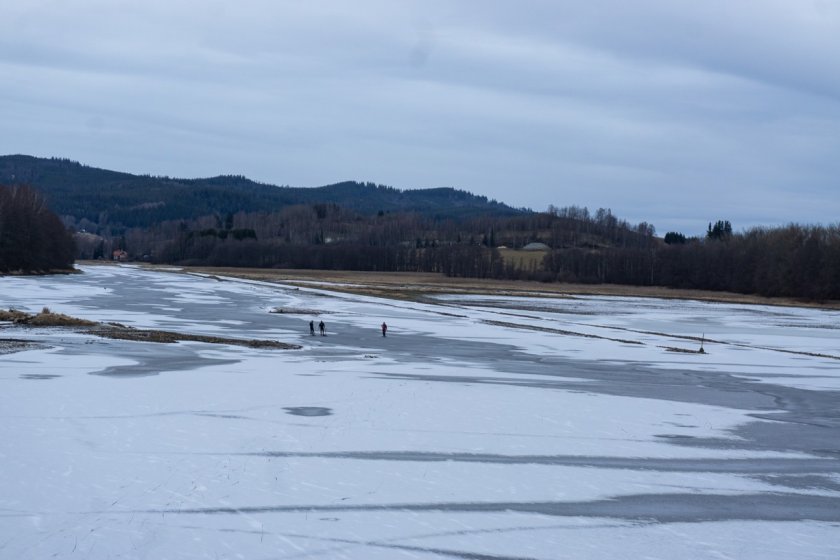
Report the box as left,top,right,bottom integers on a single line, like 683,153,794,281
0,155,522,227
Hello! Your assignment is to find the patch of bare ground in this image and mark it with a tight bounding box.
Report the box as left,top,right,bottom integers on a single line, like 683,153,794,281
1,308,300,350
0,338,43,354
0,268,80,277
0,307,97,327
118,262,840,311
661,346,706,354
269,307,321,315
88,326,299,349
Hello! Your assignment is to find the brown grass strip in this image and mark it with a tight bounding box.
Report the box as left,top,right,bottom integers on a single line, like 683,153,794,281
88,326,300,349
2,308,300,350
0,308,97,327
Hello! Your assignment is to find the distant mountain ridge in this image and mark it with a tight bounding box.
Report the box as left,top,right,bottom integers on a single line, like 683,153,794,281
0,155,523,228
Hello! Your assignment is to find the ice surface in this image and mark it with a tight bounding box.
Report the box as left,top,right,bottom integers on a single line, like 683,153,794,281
1,265,839,559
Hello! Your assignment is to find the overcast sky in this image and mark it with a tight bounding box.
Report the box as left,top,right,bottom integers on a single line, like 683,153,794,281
2,1,838,235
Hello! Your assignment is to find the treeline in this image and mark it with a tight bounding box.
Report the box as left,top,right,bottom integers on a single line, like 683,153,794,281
107,203,655,277
541,224,840,300
71,194,840,301
658,225,840,299
0,185,76,273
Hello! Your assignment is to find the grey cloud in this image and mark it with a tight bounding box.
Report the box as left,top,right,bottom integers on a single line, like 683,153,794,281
1,0,838,235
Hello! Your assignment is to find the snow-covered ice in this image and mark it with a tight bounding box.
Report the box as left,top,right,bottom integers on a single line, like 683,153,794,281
1,265,839,559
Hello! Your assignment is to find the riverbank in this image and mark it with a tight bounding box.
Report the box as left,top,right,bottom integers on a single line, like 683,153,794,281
112,262,840,310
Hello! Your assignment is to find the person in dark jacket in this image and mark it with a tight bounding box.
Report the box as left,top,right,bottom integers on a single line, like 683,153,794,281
319,320,326,336
309,320,315,336
381,322,387,337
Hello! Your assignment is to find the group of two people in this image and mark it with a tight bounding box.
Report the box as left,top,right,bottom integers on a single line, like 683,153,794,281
309,320,388,337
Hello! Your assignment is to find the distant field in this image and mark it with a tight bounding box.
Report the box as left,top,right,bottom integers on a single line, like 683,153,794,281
107,262,840,310
497,248,547,271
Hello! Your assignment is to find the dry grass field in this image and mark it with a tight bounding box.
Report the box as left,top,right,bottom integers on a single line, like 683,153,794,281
497,248,548,271
103,262,840,310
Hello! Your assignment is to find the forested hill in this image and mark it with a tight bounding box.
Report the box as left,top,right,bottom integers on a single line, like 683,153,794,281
0,155,522,227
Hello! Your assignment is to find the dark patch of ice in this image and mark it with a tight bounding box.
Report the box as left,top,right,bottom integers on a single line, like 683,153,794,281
237,450,839,474
134,493,840,523
283,406,333,417
757,474,840,492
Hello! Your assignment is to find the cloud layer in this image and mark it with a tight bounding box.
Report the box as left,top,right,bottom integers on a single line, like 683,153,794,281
2,0,838,234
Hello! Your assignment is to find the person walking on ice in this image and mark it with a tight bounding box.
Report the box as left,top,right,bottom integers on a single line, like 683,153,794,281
381,322,387,337
319,320,326,336
309,320,315,336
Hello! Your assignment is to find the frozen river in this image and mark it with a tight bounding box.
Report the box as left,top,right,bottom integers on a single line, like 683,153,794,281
1,265,839,559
